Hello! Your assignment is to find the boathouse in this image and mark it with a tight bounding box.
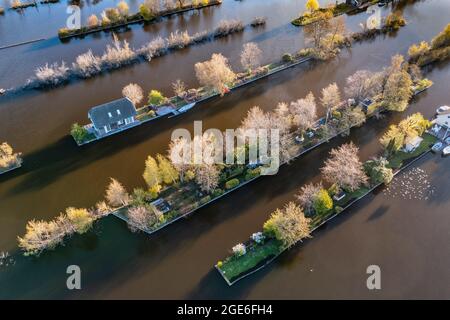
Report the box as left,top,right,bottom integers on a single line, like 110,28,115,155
88,98,138,136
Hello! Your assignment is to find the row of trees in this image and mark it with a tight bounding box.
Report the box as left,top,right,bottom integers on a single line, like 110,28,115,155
408,23,450,66
33,18,251,87
0,142,22,171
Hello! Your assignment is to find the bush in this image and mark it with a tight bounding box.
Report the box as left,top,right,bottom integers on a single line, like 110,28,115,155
384,12,406,31
225,178,240,190
148,90,165,105
139,4,154,21
71,123,90,144
313,189,333,215
199,195,211,205
282,53,293,62
232,243,246,257
335,206,343,214
212,188,224,198
245,168,260,180
251,232,265,244
217,260,223,268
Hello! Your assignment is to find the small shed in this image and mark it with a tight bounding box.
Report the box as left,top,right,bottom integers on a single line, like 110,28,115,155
88,98,137,136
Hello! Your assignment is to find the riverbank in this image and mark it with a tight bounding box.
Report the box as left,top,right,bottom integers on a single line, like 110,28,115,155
58,0,223,40
0,162,22,176
216,131,437,285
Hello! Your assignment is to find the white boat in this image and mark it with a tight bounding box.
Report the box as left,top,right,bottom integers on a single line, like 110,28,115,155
178,102,196,113
436,105,450,115
0,88,5,95
432,142,443,153
443,146,450,156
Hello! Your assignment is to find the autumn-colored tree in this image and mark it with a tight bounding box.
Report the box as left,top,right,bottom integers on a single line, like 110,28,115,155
382,55,413,112
117,1,129,16
0,142,21,169
105,178,130,207
195,53,236,95
87,14,99,27
169,137,192,183
321,143,368,191
263,202,311,248
127,205,162,232
65,207,94,234
148,89,166,105
305,0,319,12
143,155,161,189
172,79,187,98
312,189,333,215
157,154,179,185
344,69,384,102
431,23,450,49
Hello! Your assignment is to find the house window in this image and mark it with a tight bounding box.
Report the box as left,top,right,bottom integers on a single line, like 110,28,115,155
108,112,112,118
104,125,109,133
117,109,121,115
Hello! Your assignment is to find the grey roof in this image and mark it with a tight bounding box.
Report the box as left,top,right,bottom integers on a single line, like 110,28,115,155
88,98,137,128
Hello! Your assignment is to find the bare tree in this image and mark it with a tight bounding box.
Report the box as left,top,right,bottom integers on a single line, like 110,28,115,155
321,142,368,191
105,178,130,207
127,206,162,232
195,164,220,193
172,79,187,98
289,92,317,134
321,82,341,123
122,83,144,105
87,14,99,27
195,53,236,95
296,182,323,215
240,42,262,72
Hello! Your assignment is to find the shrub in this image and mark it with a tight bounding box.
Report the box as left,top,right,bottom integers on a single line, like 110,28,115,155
214,19,244,37
251,232,265,244
384,12,406,31
282,53,293,62
139,4,153,21
199,195,211,205
167,30,192,49
34,61,69,87
431,23,450,49
148,89,166,105
313,189,333,215
232,243,246,257
335,206,343,214
251,16,267,27
104,8,121,23
73,50,102,78
71,123,90,144
225,178,240,190
217,260,223,268
212,188,224,198
245,168,260,180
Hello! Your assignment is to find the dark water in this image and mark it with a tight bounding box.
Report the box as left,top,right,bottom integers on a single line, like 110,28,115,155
0,0,449,299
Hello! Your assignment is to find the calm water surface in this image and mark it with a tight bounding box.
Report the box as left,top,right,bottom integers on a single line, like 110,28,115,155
0,0,449,299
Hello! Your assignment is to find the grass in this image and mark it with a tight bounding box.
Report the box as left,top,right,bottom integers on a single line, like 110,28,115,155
387,133,436,169
219,239,283,282
291,3,355,26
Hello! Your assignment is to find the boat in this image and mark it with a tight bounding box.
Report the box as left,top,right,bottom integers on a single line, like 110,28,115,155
443,145,450,157
0,88,5,95
432,142,443,153
177,102,196,113
436,105,450,115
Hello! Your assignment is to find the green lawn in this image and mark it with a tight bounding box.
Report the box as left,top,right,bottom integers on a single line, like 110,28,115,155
219,239,283,282
388,133,436,169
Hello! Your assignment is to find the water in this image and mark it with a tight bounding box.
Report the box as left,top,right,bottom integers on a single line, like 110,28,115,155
0,0,449,299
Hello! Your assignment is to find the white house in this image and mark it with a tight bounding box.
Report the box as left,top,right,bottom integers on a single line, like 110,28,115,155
88,98,137,136
404,136,423,153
